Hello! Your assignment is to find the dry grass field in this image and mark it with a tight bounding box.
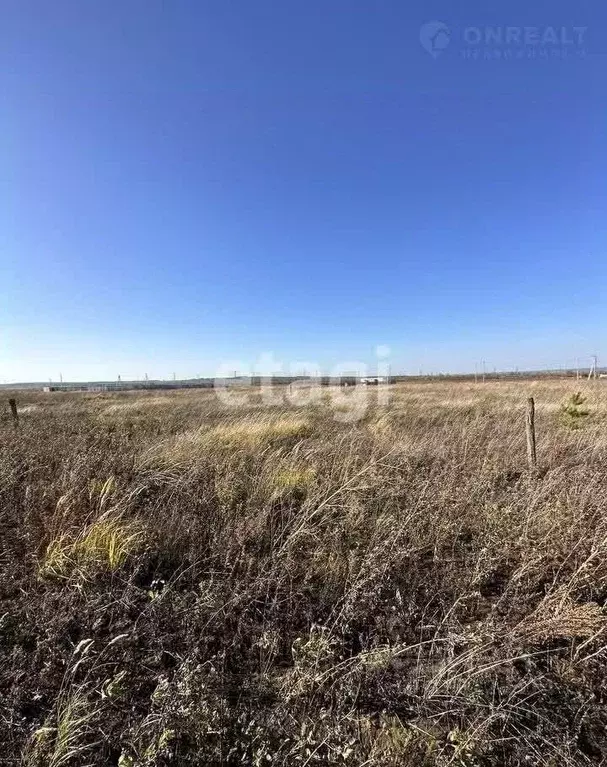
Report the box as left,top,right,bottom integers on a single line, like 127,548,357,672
2,380,607,765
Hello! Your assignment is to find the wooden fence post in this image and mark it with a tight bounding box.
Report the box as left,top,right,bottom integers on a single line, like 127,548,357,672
8,398,19,428
525,397,537,471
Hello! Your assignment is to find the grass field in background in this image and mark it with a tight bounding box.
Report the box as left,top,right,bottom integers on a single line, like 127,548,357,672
2,380,607,765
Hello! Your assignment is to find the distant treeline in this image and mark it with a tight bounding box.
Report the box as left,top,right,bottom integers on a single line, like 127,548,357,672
0,368,602,393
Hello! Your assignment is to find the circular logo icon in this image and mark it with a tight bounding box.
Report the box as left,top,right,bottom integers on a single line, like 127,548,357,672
419,21,451,58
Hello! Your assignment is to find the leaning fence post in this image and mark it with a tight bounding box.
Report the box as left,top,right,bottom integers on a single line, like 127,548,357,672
8,398,19,428
525,397,537,472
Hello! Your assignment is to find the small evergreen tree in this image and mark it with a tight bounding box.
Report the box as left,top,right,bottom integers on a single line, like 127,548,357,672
560,391,589,429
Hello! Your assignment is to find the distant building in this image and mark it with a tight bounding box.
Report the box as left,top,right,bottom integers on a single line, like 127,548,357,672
360,377,387,385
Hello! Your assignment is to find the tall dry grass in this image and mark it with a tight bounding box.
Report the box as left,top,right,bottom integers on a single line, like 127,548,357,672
2,379,607,765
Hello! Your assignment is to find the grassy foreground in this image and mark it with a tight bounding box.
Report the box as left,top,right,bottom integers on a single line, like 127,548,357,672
2,381,607,765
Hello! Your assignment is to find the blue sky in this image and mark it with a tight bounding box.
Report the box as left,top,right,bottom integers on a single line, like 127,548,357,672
2,1,606,381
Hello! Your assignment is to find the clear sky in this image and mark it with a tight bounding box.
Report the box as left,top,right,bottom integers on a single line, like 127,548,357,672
2,1,606,382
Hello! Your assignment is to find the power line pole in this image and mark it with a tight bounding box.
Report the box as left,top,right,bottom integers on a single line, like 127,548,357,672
588,355,598,381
